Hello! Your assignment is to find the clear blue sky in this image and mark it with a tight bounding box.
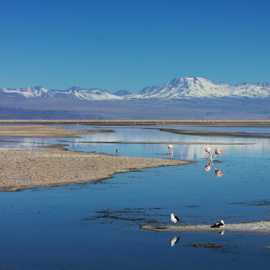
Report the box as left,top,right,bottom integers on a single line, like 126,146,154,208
0,0,269,90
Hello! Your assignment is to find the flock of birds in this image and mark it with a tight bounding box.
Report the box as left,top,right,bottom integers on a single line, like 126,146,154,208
169,213,225,247
203,145,224,177
116,143,226,246
168,144,225,246
170,212,225,228
168,143,225,177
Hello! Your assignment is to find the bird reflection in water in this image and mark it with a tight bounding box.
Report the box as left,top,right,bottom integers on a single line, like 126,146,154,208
167,144,174,159
219,230,225,236
170,236,180,247
203,146,224,177
215,169,224,177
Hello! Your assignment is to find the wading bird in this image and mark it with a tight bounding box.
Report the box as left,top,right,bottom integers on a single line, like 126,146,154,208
168,144,174,153
167,144,174,158
211,219,225,228
170,213,180,224
214,148,223,155
168,144,174,150
203,147,224,177
204,145,212,154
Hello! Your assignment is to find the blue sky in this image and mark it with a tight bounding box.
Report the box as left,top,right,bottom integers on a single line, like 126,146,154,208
0,0,269,90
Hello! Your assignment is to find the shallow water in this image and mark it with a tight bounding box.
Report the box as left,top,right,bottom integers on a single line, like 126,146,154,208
1,125,270,269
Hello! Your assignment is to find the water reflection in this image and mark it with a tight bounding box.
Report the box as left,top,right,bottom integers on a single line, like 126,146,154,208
68,126,270,160
170,236,180,247
215,169,225,177
204,146,225,177
1,125,270,269
167,144,174,159
3,125,270,162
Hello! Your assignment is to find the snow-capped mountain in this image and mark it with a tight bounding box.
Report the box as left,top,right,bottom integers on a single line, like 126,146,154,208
1,86,50,98
128,77,270,99
1,76,270,101
0,86,122,101
67,87,122,101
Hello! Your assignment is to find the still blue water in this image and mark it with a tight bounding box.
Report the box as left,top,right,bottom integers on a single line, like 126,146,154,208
1,126,270,269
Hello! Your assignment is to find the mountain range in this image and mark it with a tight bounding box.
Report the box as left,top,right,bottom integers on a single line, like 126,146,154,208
1,76,270,101
1,76,270,119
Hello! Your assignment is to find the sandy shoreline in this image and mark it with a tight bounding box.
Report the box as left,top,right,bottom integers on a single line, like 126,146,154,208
74,140,253,145
0,125,115,137
1,119,270,126
0,125,82,137
0,148,189,191
160,128,270,138
142,221,270,234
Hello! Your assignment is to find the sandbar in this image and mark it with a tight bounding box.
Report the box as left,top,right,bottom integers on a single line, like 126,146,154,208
0,148,189,191
0,125,115,137
141,221,270,234
1,119,270,127
160,128,270,138
0,125,81,137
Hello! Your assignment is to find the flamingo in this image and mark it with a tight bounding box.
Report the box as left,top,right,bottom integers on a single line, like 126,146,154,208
167,144,174,158
167,144,174,151
214,148,223,155
204,145,212,154
203,147,225,176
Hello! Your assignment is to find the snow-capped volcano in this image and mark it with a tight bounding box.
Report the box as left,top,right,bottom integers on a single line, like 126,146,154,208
130,77,231,99
129,77,270,99
1,76,270,101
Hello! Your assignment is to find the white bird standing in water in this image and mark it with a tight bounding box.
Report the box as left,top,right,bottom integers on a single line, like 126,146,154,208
170,213,180,224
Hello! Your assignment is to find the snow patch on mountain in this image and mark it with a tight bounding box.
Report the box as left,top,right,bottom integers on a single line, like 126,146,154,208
1,86,49,98
71,88,122,101
0,87,122,101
